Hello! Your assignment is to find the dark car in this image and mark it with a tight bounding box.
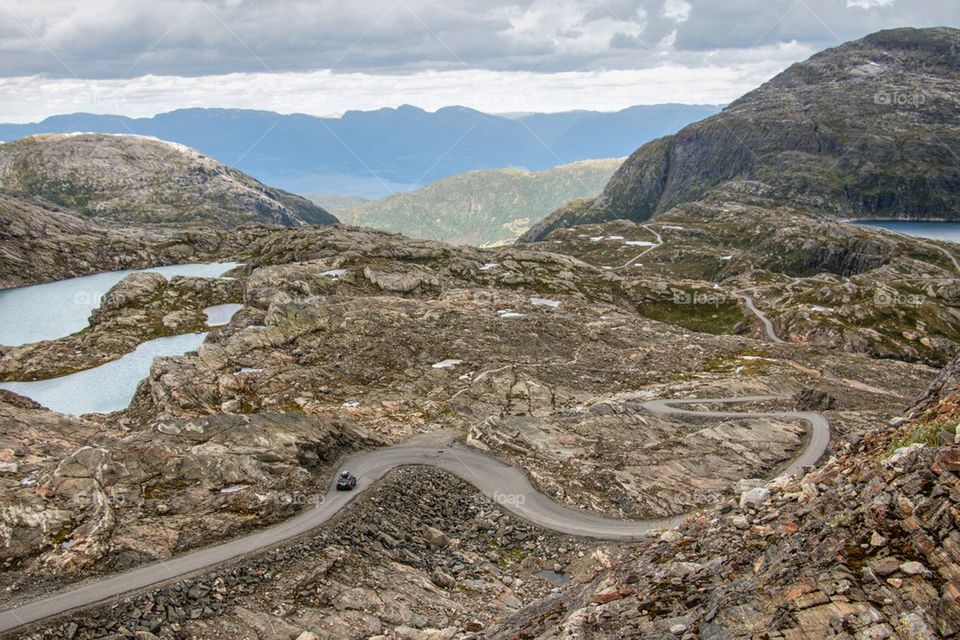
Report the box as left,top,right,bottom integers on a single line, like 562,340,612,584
336,471,357,490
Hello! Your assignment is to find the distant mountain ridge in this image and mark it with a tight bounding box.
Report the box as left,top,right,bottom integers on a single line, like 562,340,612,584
0,133,336,228
523,27,960,241
0,104,720,197
336,158,622,246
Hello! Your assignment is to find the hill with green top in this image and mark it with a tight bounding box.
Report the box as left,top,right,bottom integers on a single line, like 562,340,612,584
339,158,622,246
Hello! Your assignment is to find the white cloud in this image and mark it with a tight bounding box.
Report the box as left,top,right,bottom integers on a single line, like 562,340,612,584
846,0,895,8
662,0,692,21
0,45,808,123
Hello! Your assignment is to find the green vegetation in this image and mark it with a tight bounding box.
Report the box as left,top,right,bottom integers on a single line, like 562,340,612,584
637,299,748,335
338,159,622,246
886,417,958,456
702,348,775,375
304,193,370,214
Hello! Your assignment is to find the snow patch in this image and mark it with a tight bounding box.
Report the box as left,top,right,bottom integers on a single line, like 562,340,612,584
479,263,499,271
321,269,348,278
530,297,561,308
432,359,463,368
624,240,655,247
219,484,247,494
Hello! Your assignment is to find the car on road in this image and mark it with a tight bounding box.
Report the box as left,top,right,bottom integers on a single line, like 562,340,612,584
336,471,357,490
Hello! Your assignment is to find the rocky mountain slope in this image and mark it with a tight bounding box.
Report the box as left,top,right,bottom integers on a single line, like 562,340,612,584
0,189,264,289
524,181,960,366
337,159,621,246
0,134,337,228
523,27,960,242
488,353,960,639
0,220,943,640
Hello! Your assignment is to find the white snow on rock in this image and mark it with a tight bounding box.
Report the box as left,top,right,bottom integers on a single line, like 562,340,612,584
479,263,499,271
321,269,348,278
624,240,656,247
498,309,526,318
432,359,463,368
530,297,561,308
219,484,247,494
341,401,361,408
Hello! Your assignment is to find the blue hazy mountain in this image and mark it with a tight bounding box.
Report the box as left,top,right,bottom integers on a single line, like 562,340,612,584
0,104,720,197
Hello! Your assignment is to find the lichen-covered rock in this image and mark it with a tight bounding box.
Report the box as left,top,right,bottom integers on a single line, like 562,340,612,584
0,134,336,228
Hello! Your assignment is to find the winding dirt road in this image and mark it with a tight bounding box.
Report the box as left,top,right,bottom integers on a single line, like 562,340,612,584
0,396,829,633
739,294,786,344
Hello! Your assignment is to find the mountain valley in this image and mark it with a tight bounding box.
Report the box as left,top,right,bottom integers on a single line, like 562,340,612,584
0,24,958,640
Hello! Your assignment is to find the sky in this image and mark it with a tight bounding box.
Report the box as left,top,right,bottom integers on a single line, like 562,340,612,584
0,0,956,122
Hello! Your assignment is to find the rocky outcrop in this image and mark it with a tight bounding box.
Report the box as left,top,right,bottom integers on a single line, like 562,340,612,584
17,467,610,640
0,197,277,289
525,191,960,366
488,399,960,639
0,396,375,585
0,190,168,289
909,352,960,422
523,27,960,241
0,134,337,228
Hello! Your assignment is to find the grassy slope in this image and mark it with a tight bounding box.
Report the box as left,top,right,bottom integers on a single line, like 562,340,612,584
338,159,622,246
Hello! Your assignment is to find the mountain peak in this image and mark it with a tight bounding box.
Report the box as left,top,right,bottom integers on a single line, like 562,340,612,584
522,26,960,242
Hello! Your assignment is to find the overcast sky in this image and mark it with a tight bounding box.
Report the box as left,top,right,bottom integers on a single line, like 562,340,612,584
0,0,956,121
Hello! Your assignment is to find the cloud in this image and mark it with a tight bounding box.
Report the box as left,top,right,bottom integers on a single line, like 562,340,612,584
662,0,692,22
0,0,954,80
0,0,955,122
673,0,952,51
0,50,805,123
847,0,896,8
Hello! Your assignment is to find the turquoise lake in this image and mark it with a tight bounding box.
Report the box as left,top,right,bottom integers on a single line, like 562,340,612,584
851,220,960,243
0,262,240,347
0,263,243,415
0,332,208,416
